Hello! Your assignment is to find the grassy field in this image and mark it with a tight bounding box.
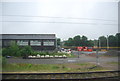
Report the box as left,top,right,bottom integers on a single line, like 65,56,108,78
107,62,119,65
67,53,77,58
2,63,108,73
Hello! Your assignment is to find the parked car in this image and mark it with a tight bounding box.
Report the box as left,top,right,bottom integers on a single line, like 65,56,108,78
6,56,12,58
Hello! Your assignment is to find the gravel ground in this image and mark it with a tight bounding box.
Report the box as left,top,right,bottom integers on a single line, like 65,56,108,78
6,55,118,64
6,54,118,70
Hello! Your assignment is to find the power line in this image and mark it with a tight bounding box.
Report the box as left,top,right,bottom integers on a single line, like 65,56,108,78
1,21,97,25
1,21,117,25
2,15,117,22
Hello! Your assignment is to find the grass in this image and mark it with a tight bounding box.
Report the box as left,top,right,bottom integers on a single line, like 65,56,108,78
76,63,90,66
67,54,77,58
107,62,118,65
2,63,108,73
100,54,118,57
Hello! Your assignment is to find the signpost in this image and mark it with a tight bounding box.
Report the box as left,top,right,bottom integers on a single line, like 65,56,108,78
77,47,83,58
96,49,100,66
96,39,101,66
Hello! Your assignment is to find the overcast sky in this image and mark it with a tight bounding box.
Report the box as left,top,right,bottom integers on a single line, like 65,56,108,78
1,0,119,40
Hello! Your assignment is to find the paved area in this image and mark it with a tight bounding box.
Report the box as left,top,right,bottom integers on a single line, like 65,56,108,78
72,51,107,55
7,54,118,64
6,51,118,70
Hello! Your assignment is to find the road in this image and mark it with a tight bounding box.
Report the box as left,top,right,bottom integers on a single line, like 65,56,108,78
72,51,107,55
7,54,118,64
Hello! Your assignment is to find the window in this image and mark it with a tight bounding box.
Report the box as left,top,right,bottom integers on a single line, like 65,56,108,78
17,40,28,46
43,40,54,46
30,40,41,46
3,40,13,46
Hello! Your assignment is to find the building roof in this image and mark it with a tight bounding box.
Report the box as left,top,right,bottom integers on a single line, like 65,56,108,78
2,34,56,40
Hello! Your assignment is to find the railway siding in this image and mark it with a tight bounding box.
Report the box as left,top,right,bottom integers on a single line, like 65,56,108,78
2,70,119,79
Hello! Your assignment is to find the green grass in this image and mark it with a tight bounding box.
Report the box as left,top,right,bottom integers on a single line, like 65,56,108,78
100,54,118,57
107,62,118,65
76,63,90,66
66,54,77,58
2,63,108,73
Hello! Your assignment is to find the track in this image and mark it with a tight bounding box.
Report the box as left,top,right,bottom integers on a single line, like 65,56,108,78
2,70,119,80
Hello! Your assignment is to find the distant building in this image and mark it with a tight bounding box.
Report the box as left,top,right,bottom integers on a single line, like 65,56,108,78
2,34,56,51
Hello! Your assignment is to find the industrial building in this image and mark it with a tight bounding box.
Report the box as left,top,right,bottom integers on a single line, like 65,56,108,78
2,34,56,51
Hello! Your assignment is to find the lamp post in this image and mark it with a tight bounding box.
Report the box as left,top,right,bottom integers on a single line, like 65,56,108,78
94,39,96,48
99,38,101,50
96,38,100,66
55,37,58,52
107,35,109,51
94,39,97,48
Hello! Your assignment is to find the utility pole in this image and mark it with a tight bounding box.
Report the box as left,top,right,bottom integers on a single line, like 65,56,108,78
55,37,58,52
99,38,101,50
78,51,80,58
96,38,100,66
94,39,97,48
96,49,100,66
107,35,109,51
94,39,96,47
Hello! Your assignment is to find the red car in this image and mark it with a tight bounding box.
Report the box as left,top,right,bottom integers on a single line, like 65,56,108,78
77,46,93,52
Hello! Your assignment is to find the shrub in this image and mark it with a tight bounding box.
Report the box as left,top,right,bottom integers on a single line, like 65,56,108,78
2,57,7,67
20,46,33,57
2,42,21,57
2,48,9,57
2,42,33,57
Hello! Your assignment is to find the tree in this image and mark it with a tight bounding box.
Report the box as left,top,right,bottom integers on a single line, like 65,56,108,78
2,41,21,57
81,36,88,46
115,33,120,47
64,35,94,47
8,41,21,56
108,35,117,47
2,48,9,57
64,40,68,46
63,33,119,47
67,38,74,46
73,35,81,46
57,38,61,46
64,38,74,46
2,41,33,57
99,36,107,47
94,39,98,47
20,46,33,57
87,40,94,47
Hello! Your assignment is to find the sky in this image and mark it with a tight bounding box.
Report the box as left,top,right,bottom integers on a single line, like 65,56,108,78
1,0,119,40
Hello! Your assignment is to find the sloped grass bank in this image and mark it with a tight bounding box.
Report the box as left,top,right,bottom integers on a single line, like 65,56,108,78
3,63,107,73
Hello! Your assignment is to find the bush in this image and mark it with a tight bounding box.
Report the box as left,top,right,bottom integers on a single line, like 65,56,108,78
2,57,7,66
2,48,8,57
2,42,21,57
2,42,33,57
9,43,21,56
2,41,68,57
20,46,33,57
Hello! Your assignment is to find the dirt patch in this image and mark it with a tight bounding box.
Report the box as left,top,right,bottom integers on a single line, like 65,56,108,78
100,62,118,70
85,50,119,57
62,63,95,69
66,63,81,69
103,50,119,57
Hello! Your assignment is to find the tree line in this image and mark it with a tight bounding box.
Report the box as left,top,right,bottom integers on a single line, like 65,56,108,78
98,33,120,47
63,35,94,47
57,33,120,47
